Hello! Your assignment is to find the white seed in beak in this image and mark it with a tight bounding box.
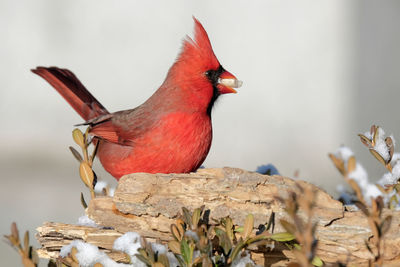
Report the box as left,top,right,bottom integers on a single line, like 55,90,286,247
218,78,243,88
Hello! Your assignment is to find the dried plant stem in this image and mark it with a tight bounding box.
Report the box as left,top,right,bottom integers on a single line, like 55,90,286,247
71,128,97,200
4,223,39,267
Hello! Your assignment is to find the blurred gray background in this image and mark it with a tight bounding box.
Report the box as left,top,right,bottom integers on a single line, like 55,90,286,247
1,0,400,265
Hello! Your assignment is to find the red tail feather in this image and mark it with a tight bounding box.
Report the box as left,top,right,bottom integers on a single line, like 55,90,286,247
31,67,108,121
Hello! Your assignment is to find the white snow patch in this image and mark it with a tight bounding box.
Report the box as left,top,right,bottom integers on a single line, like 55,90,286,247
378,172,394,186
364,130,373,140
185,230,199,241
348,164,369,190
94,181,108,194
363,184,383,201
148,243,179,266
390,135,396,147
378,162,400,186
60,240,133,267
77,215,99,228
60,233,183,267
113,232,141,257
265,242,275,251
347,164,382,203
166,252,179,266
336,184,346,193
392,153,400,164
151,243,167,255
232,252,258,267
109,187,116,197
374,128,390,162
335,146,354,161
392,163,400,182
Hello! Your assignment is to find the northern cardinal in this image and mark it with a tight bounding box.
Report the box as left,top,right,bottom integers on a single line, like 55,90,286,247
32,18,242,180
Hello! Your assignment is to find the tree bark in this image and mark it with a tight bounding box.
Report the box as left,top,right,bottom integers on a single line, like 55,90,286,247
36,168,400,266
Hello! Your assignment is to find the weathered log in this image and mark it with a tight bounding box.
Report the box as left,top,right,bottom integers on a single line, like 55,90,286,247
36,168,400,266
36,222,129,264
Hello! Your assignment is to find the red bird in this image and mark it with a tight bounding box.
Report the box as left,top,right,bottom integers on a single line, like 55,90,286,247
32,18,242,180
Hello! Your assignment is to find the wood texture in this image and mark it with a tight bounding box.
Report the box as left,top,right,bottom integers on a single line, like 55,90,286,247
36,222,129,264
36,168,400,266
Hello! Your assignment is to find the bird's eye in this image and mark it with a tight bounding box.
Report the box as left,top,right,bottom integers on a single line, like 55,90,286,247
205,70,215,79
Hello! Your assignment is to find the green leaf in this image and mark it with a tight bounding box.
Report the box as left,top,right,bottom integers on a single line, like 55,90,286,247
280,219,296,234
373,125,379,145
79,162,94,188
215,228,232,256
71,247,79,263
182,207,192,227
266,212,275,232
225,217,234,241
80,192,88,209
90,142,99,163
311,256,323,267
347,156,356,173
69,146,83,162
358,134,372,148
234,226,244,233
175,255,186,267
168,240,181,255
246,235,269,245
171,224,183,241
389,194,398,210
135,253,151,266
380,215,392,236
11,222,19,241
230,238,245,263
158,254,170,267
395,184,400,192
181,239,191,264
192,208,201,228
328,153,346,176
24,231,29,255
72,128,85,148
269,232,295,242
243,214,254,239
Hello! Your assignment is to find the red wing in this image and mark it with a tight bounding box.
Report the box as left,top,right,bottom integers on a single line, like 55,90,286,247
90,121,121,144
89,107,156,146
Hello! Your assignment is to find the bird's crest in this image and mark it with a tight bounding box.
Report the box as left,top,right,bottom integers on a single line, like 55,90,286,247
177,17,220,71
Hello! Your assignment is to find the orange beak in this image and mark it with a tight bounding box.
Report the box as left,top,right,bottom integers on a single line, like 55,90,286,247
217,70,243,94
